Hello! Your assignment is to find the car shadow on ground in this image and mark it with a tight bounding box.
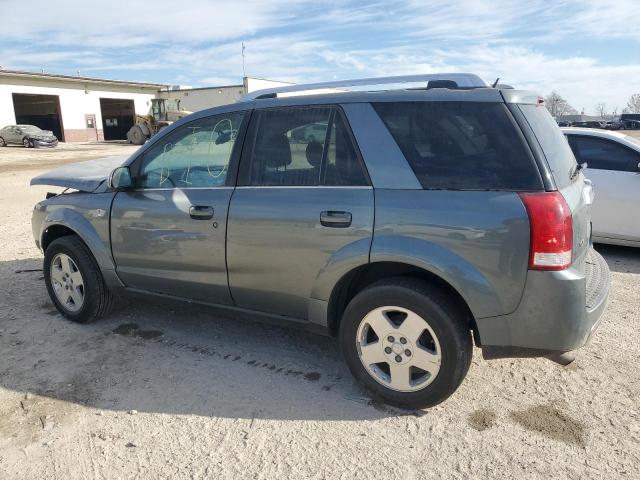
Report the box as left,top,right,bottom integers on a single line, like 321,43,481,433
595,243,640,274
1,258,417,422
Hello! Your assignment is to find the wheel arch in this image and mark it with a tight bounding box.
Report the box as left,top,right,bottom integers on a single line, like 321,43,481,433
41,224,77,252
39,208,123,288
326,261,481,346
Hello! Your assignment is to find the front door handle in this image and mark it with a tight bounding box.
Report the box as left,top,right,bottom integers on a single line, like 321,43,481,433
320,210,352,228
189,205,214,220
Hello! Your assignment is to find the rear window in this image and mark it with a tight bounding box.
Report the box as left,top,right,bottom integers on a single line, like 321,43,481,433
373,102,541,190
518,104,577,188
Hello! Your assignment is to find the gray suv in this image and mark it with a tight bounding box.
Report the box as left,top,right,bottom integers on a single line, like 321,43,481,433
31,74,610,408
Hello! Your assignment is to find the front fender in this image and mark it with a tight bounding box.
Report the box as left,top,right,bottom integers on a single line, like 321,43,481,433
370,235,502,319
41,208,114,270
36,193,122,287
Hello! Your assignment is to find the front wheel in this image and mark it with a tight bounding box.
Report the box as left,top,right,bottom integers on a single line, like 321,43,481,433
0,136,6,147
23,137,32,148
127,125,147,145
340,278,472,409
43,236,114,323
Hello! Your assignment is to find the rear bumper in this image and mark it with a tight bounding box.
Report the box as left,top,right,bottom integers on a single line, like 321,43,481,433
479,248,610,359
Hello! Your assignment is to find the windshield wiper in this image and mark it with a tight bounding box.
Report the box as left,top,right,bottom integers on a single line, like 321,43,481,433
570,162,587,180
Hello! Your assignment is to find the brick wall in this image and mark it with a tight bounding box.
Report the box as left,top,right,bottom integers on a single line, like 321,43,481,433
63,129,104,142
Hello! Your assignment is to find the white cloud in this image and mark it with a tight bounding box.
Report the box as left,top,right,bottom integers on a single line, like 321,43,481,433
1,0,639,114
0,0,301,43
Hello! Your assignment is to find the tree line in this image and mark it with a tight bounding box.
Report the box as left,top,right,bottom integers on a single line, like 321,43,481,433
544,92,640,118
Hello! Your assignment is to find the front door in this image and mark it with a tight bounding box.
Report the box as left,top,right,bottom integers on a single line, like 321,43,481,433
111,109,247,303
569,134,640,243
9,126,21,144
227,106,374,319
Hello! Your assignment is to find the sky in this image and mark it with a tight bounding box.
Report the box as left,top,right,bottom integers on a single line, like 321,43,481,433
1,0,639,115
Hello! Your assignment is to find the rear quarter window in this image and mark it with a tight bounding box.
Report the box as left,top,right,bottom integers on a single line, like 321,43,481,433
518,104,577,188
373,102,542,190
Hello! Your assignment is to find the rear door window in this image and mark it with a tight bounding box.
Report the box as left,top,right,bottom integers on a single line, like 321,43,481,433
518,104,578,188
373,102,541,190
240,106,368,187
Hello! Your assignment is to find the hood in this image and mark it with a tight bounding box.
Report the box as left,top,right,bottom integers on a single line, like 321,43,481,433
30,130,55,138
30,155,127,192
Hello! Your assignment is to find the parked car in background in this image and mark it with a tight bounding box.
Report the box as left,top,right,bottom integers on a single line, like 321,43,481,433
562,127,640,246
572,121,607,129
557,120,572,127
623,119,640,130
0,125,58,148
29,75,609,409
290,122,328,143
620,113,640,125
604,120,625,130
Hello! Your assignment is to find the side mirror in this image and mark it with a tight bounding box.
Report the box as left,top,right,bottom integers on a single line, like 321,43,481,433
108,166,133,190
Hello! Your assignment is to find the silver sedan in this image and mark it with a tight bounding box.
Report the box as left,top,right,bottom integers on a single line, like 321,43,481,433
0,124,58,148
562,127,640,247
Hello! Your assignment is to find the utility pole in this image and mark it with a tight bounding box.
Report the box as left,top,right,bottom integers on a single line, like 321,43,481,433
242,42,246,77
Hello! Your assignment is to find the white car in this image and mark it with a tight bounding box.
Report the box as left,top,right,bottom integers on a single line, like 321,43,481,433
562,127,640,247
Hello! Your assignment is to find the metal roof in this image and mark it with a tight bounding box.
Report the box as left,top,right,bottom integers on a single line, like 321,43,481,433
0,69,167,89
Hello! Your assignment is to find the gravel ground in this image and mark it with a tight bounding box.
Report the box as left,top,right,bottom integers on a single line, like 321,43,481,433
0,146,639,479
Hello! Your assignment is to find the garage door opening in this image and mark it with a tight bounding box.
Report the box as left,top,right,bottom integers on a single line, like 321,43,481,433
100,98,135,141
12,93,64,141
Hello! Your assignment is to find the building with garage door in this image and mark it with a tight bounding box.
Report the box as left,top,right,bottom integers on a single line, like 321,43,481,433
0,69,165,142
0,70,299,142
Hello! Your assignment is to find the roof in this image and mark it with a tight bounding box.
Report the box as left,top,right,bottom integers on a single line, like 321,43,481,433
0,69,167,89
232,86,542,112
561,127,640,150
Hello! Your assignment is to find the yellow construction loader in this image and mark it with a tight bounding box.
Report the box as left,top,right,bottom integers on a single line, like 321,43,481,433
126,98,192,145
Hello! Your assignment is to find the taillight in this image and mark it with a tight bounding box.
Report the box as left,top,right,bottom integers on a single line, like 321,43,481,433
519,192,573,271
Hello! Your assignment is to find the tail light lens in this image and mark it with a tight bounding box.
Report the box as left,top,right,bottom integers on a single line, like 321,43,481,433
519,192,573,271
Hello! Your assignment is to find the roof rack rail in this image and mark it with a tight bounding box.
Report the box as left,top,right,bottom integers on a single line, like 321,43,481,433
240,73,487,101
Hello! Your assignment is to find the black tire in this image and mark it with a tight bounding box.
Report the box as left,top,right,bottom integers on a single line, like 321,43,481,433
339,277,472,409
127,125,147,145
23,137,32,148
43,236,115,323
0,136,6,147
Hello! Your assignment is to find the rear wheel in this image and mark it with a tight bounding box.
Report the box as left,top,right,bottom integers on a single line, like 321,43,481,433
340,277,472,409
44,236,114,323
0,136,6,147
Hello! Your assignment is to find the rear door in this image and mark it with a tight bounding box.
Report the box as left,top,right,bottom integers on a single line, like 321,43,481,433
568,134,640,243
110,110,247,303
227,105,374,319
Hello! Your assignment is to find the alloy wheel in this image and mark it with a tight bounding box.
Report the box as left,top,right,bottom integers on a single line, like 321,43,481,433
50,253,85,312
356,306,441,392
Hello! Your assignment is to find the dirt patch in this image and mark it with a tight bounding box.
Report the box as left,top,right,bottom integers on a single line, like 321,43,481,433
113,323,164,340
510,405,587,447
468,408,497,431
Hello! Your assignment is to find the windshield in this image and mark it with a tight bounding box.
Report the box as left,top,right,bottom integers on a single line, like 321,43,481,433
20,125,43,134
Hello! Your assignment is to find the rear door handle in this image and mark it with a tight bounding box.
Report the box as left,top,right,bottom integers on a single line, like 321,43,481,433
320,211,352,228
189,205,214,220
